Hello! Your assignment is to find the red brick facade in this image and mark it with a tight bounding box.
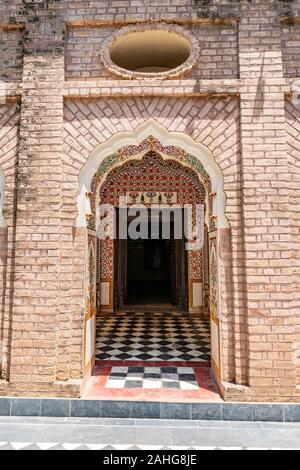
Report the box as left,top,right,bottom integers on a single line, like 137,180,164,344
0,0,299,402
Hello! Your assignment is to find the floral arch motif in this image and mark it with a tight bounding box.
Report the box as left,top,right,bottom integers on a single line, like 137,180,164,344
93,135,211,190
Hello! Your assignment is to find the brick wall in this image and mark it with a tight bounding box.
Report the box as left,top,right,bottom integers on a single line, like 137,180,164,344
286,98,300,389
0,30,23,82
234,0,295,402
65,0,240,21
279,0,300,17
0,1,81,397
0,0,23,23
0,101,20,382
65,23,239,80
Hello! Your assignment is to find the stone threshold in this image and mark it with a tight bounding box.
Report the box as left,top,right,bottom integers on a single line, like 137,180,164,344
0,398,299,422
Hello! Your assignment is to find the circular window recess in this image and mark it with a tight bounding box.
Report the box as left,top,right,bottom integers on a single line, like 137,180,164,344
101,24,199,80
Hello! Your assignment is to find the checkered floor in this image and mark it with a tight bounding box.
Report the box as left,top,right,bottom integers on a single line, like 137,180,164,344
105,366,199,390
96,313,211,362
2,443,287,451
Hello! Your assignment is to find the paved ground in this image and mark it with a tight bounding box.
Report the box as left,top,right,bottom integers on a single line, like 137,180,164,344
0,417,299,450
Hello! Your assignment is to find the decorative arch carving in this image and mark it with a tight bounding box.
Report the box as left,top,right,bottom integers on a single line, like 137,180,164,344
77,119,228,229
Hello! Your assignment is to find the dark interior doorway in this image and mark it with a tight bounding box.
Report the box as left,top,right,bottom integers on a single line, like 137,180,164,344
127,237,172,305
114,209,188,311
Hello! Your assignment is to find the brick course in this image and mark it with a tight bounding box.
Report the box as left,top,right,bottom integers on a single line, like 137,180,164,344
286,98,300,391
65,23,239,80
0,0,299,401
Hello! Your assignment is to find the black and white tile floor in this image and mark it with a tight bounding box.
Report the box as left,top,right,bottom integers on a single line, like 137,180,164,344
96,313,211,362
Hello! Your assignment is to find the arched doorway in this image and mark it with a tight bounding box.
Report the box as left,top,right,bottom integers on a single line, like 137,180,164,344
79,122,229,399
0,167,5,228
97,150,207,314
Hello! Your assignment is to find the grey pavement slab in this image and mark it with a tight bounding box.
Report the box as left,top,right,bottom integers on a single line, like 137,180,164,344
171,427,245,448
31,424,137,445
0,425,38,442
0,417,299,449
136,427,172,445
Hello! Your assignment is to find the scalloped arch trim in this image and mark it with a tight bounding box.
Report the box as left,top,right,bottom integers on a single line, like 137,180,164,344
77,119,229,228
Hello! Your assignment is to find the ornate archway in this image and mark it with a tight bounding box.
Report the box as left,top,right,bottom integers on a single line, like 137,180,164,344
78,121,229,392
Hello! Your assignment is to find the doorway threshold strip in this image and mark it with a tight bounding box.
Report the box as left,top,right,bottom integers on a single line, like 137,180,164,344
84,361,220,402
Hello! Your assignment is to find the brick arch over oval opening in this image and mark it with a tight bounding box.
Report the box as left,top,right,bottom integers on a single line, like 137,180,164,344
76,119,229,229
